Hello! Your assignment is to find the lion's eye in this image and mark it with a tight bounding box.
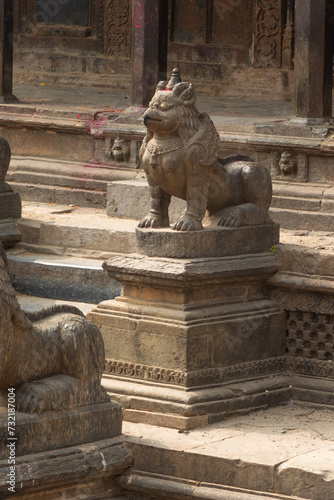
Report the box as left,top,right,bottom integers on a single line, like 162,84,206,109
160,103,170,111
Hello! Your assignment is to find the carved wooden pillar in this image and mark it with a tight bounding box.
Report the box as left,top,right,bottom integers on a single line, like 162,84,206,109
294,0,334,119
131,0,168,108
0,0,18,103
254,0,285,68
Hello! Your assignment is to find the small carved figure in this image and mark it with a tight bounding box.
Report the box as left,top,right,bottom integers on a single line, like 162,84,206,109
0,243,108,414
279,151,297,176
111,137,130,163
139,73,272,231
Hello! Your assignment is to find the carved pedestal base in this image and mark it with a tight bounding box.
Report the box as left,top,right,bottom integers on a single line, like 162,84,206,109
89,227,288,429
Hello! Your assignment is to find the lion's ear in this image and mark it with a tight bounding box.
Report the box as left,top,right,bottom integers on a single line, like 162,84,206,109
173,83,196,106
156,81,167,92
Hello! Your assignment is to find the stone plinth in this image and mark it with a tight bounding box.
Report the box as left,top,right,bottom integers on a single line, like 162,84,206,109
0,402,122,459
136,224,279,258
88,226,288,429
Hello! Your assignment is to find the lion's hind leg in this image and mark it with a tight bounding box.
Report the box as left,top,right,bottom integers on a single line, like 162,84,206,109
16,375,85,413
214,162,272,227
16,313,108,414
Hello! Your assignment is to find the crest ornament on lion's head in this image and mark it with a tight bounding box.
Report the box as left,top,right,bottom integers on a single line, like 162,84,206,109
139,69,273,231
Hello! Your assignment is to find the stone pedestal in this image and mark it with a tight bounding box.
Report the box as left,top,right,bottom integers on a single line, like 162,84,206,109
0,402,131,498
89,225,289,429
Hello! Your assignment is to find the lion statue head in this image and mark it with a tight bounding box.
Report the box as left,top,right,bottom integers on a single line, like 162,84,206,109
141,80,220,168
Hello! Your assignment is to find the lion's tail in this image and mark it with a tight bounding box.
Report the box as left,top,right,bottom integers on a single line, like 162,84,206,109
218,154,254,166
25,304,85,322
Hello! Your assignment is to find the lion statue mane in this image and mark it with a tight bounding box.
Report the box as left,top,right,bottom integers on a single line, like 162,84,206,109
139,78,272,231
0,243,108,414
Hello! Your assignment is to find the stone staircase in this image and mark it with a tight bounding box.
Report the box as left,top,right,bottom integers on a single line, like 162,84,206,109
7,201,138,303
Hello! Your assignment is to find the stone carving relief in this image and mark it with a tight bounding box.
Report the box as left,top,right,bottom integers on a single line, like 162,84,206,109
105,357,285,387
139,70,273,231
271,151,308,182
271,289,334,316
288,357,334,379
104,0,131,57
254,0,283,68
0,243,108,413
105,136,140,167
110,137,130,163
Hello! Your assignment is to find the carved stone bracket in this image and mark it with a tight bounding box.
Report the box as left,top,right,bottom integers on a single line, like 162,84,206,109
254,0,283,68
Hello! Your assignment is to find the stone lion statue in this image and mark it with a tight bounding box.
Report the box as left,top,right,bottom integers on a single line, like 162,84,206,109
139,78,272,231
0,243,108,413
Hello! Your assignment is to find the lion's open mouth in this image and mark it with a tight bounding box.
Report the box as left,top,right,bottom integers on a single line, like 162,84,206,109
144,116,162,122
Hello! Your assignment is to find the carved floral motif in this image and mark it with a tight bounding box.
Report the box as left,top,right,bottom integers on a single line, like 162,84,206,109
104,0,130,57
105,357,286,387
254,0,282,68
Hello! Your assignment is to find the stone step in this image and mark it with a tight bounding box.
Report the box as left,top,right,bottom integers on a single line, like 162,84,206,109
122,405,334,500
16,204,137,256
269,207,334,231
7,156,141,208
107,178,334,231
17,292,95,316
10,182,108,208
107,179,186,223
6,202,138,302
7,252,120,304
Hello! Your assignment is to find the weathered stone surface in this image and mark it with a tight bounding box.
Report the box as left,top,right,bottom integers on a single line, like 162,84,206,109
136,224,279,258
122,405,334,499
0,402,122,458
8,253,120,304
0,437,132,499
277,447,334,500
107,179,186,222
89,250,286,428
102,375,290,429
0,220,21,248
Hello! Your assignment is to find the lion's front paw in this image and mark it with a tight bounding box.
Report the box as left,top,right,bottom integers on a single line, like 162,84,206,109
172,216,202,231
138,214,169,229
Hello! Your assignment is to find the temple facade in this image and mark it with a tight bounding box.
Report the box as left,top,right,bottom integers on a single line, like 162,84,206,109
11,1,299,100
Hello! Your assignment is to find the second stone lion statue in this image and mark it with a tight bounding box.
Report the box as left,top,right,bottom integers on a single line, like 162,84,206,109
0,243,108,414
139,78,272,231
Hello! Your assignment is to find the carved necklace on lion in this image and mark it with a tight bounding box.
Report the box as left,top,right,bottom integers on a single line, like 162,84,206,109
147,138,183,167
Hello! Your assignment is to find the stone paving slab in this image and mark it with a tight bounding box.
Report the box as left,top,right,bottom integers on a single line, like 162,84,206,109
123,405,334,499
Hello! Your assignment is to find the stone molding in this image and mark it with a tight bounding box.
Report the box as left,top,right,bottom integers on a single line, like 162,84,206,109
105,357,286,387
288,357,334,379
272,288,334,316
